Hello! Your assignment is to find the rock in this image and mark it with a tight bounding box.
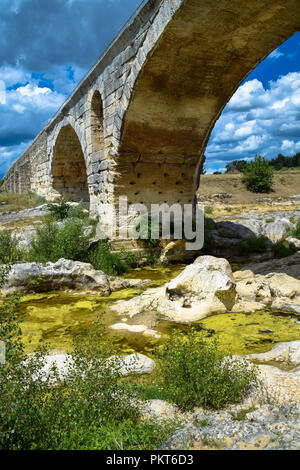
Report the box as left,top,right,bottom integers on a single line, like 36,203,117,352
33,352,155,383
257,365,300,404
108,276,151,292
159,239,198,264
0,258,151,296
236,253,300,279
141,400,180,421
110,323,161,338
246,341,300,367
211,193,232,199
109,353,156,376
286,237,300,252
233,268,300,312
111,256,236,322
0,258,110,295
161,403,300,450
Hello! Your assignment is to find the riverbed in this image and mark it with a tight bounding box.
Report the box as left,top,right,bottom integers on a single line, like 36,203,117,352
17,264,300,356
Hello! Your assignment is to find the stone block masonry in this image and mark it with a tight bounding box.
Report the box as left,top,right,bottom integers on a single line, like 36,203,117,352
2,0,300,236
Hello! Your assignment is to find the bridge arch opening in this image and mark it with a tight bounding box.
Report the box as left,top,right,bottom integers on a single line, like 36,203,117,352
90,90,105,155
52,125,90,205
115,0,300,213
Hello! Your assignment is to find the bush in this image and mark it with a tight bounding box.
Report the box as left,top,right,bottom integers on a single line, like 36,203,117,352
242,155,274,193
0,295,176,450
157,328,258,411
288,222,300,240
46,200,88,221
0,230,22,264
88,242,131,276
273,240,294,258
237,235,270,254
28,219,91,263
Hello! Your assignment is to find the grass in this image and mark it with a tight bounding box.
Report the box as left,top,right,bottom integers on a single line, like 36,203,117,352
287,222,300,240
237,235,270,254
0,191,46,213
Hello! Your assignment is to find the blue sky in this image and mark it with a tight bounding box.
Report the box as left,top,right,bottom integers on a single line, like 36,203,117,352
0,0,299,179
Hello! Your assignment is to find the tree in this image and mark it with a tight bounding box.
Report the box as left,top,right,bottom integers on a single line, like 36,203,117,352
225,160,247,173
242,155,274,193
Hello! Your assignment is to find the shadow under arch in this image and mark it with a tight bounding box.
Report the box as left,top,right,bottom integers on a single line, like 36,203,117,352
90,90,105,157
51,124,90,205
115,0,300,210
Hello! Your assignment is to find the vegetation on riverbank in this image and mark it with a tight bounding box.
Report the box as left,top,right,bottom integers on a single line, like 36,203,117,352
0,265,259,449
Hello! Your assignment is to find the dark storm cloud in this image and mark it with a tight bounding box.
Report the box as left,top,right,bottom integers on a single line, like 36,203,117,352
0,0,141,71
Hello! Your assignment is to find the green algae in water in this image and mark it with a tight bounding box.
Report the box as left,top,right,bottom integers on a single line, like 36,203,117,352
194,309,300,356
15,263,300,358
17,264,186,354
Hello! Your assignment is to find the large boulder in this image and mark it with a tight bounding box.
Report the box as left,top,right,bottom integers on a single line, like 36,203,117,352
111,256,236,322
35,352,155,382
0,259,150,296
1,259,111,295
246,341,300,367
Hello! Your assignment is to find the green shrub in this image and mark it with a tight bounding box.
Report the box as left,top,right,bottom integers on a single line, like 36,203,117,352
204,206,214,215
136,216,159,247
237,235,269,254
242,155,274,193
0,302,176,450
46,200,87,221
88,242,131,276
288,222,300,240
157,328,258,411
273,240,294,258
28,219,90,263
0,230,22,264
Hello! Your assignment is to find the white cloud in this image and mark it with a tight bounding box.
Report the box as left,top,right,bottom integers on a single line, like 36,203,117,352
268,49,284,61
206,71,300,170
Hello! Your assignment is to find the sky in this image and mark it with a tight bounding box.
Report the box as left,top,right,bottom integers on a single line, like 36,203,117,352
0,0,299,179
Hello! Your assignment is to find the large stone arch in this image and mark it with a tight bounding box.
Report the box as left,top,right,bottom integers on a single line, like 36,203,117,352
114,0,300,210
51,125,90,204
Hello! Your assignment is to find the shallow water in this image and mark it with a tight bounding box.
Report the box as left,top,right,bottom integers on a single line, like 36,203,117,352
16,264,300,357
18,264,185,353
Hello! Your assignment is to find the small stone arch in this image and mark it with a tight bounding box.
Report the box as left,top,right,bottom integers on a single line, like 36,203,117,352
51,125,90,204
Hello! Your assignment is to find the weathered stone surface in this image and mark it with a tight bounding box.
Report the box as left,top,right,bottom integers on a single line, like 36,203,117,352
35,352,155,383
160,403,300,450
3,0,299,238
0,258,150,296
1,259,111,295
159,240,199,264
111,255,236,322
287,237,300,251
246,341,300,367
110,323,161,338
237,253,300,279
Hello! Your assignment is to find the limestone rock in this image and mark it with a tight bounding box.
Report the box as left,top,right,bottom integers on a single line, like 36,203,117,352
111,256,237,322
237,253,300,278
257,365,300,404
109,353,156,376
159,239,198,264
110,323,161,338
108,276,151,292
246,341,300,367
141,400,180,421
286,237,300,252
1,258,110,295
34,352,155,383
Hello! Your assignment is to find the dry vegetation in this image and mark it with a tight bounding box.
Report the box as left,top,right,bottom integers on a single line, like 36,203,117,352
198,168,300,217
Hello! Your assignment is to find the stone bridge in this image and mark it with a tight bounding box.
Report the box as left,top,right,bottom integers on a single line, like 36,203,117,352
2,0,300,229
